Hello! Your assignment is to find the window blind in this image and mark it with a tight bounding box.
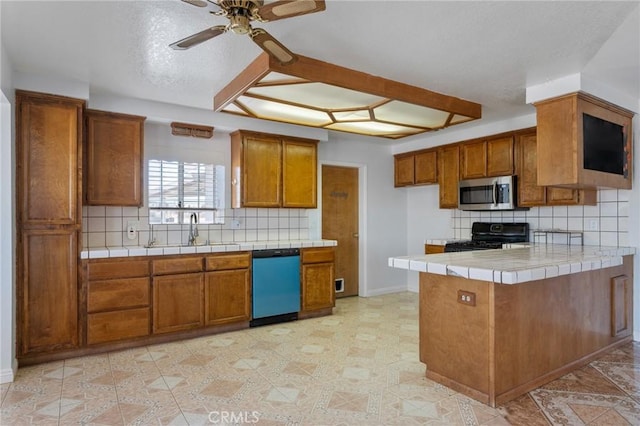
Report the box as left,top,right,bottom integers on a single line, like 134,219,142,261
148,159,225,224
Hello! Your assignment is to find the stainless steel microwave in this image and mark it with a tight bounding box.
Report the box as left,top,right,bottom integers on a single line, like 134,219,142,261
458,175,520,211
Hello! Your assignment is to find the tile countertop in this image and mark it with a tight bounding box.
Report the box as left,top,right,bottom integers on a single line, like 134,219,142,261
81,240,338,259
389,244,636,285
425,238,463,245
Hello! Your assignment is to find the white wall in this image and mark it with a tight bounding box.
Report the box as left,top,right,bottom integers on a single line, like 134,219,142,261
405,185,451,292
0,32,17,382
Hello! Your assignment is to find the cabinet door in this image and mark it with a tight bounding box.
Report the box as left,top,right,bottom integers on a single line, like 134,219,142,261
17,93,83,226
204,270,251,325
394,155,415,187
242,135,282,207
85,110,145,206
546,187,580,205
282,139,317,208
415,150,438,185
87,308,150,345
19,230,78,355
153,273,204,333
517,133,546,207
460,141,487,179
301,262,335,313
438,145,460,209
425,244,446,254
487,136,514,176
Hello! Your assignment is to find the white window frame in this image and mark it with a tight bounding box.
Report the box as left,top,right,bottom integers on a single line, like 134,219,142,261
147,159,225,224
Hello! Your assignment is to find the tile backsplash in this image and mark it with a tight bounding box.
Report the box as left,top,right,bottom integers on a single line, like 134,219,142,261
82,206,310,248
451,189,629,247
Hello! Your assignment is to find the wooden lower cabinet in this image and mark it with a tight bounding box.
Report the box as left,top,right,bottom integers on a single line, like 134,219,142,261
87,308,150,345
301,247,335,314
153,273,204,334
20,230,79,355
425,244,446,254
419,256,634,407
85,258,151,346
204,252,252,325
205,270,251,325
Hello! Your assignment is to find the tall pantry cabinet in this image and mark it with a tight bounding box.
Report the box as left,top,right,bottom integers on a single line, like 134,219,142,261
15,91,85,360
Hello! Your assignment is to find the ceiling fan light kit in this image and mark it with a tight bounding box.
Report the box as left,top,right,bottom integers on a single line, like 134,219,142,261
171,0,326,65
213,53,482,139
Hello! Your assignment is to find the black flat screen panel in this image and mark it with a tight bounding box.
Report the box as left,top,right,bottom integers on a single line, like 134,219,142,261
583,113,624,175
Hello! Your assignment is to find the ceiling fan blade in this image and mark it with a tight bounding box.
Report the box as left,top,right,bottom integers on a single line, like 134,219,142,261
257,0,326,22
181,0,208,7
169,25,227,50
250,28,297,65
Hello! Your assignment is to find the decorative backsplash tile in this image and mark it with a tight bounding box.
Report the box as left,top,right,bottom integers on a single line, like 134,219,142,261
451,189,629,247
82,206,310,248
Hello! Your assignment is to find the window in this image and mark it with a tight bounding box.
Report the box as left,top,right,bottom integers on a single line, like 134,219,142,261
148,159,225,224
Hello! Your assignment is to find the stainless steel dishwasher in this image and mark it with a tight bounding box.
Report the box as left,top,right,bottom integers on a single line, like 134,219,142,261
250,248,300,327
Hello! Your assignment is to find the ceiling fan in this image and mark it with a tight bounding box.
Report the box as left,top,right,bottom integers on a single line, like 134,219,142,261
170,0,326,65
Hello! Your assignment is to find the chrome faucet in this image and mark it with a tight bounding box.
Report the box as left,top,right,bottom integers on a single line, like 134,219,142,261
188,213,199,245
146,224,157,248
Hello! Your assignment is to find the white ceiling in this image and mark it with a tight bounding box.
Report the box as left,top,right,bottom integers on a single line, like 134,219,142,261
2,1,639,142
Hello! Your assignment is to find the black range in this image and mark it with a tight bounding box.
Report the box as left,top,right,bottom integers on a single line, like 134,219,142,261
444,222,529,253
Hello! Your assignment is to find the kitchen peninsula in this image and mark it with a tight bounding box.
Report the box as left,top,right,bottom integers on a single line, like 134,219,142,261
389,244,634,407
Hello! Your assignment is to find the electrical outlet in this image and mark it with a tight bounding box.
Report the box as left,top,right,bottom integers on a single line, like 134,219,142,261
589,219,599,231
457,290,476,306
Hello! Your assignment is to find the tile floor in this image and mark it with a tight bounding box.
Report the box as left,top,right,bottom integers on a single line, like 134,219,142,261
1,292,639,425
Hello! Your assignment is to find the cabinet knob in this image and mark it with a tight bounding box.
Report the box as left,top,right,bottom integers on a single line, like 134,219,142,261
353,233,359,238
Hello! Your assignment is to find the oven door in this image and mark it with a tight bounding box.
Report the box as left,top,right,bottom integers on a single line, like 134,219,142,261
458,176,515,210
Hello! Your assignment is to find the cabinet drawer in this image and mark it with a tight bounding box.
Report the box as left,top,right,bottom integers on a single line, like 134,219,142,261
87,277,150,313
152,256,203,275
87,259,149,280
302,247,335,264
205,252,251,271
87,307,150,345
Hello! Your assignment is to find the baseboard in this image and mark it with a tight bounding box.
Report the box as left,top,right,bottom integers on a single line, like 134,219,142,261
0,361,17,384
634,330,640,342
363,285,408,297
407,282,419,293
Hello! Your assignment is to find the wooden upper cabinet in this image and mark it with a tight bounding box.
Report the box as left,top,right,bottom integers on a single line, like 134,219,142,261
461,136,513,180
516,132,547,207
516,130,596,207
535,92,633,190
394,154,415,187
394,149,437,187
415,150,438,184
438,144,460,209
283,139,317,208
231,130,317,208
85,110,146,206
486,136,514,176
460,141,487,179
17,91,84,226
238,133,282,208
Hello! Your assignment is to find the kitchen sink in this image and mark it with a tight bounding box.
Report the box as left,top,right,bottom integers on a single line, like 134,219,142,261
144,242,232,248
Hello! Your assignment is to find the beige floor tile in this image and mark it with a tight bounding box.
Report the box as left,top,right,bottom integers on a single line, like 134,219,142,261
3,294,640,425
